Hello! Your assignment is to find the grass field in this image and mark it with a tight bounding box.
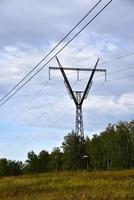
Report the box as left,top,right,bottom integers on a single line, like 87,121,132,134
0,170,134,200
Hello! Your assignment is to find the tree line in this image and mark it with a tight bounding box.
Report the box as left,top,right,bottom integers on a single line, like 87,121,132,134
0,120,134,176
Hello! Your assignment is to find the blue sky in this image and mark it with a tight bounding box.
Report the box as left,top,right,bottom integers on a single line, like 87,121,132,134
0,0,134,161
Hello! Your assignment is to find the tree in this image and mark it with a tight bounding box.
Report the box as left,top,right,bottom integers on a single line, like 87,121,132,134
0,159,8,176
129,121,134,168
0,159,22,177
89,134,105,170
115,121,133,169
38,150,50,172
83,137,91,170
100,124,117,170
7,160,23,176
50,147,63,172
24,151,38,173
62,131,85,170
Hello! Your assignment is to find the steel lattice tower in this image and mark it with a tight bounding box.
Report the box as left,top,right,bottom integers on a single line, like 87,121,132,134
75,91,84,136
56,57,99,138
49,57,106,138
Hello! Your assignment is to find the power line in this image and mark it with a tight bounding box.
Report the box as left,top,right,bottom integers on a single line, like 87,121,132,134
0,80,49,137
0,0,102,104
0,73,76,149
100,51,134,66
79,64,134,83
0,0,112,108
107,74,134,83
69,49,134,69
91,82,106,93
108,66,134,75
0,81,75,151
0,71,76,147
6,112,68,159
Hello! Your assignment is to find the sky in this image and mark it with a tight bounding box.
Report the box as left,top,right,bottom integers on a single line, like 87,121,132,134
0,0,134,161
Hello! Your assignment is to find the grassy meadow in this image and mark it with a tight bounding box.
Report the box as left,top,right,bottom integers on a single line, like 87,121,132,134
0,170,134,200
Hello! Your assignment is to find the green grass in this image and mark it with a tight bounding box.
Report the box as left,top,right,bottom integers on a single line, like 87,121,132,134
0,170,134,200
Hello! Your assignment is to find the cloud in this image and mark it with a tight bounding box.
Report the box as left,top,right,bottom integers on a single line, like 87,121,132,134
0,0,133,47
85,92,134,114
0,0,134,160
0,30,133,130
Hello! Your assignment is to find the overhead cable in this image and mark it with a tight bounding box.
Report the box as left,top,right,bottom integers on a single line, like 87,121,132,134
0,0,112,108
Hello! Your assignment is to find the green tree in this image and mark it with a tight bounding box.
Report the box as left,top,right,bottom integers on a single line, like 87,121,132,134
50,147,63,172
0,159,8,176
7,160,23,176
0,159,22,177
38,150,50,172
89,134,105,170
25,151,38,173
115,121,133,169
62,131,85,170
129,121,134,168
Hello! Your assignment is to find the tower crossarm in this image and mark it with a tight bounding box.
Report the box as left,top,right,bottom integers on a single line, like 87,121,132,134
49,66,106,81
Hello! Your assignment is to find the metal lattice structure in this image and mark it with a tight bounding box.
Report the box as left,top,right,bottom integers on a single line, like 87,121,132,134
75,91,84,136
49,57,106,138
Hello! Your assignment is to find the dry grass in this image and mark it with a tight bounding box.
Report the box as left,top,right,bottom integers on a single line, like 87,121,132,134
0,170,134,200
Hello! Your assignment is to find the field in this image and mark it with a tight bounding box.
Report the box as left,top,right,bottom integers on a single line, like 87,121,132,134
0,170,134,200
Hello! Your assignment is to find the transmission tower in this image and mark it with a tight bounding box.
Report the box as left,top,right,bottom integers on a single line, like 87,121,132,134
49,57,106,138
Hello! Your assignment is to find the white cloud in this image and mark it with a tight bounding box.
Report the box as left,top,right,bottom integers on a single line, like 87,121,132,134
0,0,134,159
0,30,133,130
84,92,134,115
